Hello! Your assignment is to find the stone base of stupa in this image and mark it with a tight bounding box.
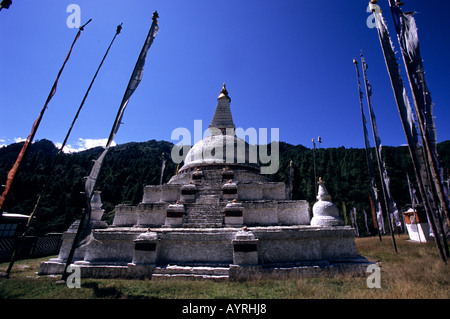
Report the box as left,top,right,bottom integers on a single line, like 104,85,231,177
38,225,371,280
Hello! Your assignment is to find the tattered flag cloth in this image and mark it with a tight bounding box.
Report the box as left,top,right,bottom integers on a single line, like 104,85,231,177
159,153,166,185
377,202,385,234
370,12,419,226
288,161,294,200
107,12,159,147
390,3,436,150
389,1,450,222
75,147,109,247
61,13,160,281
361,54,397,210
374,6,434,211
76,12,159,248
373,5,448,261
407,174,418,211
373,13,415,141
351,207,359,237
373,9,420,152
361,53,398,245
0,21,89,215
363,209,371,235
392,202,402,230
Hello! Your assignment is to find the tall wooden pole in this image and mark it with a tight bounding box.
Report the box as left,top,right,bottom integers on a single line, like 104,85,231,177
3,19,91,277
312,138,317,197
387,1,449,258
353,58,382,242
360,54,398,253
371,3,446,261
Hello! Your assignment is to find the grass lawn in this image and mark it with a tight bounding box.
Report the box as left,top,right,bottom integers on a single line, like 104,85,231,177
0,234,449,299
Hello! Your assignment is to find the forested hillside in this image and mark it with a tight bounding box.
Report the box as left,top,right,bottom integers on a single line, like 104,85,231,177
0,139,449,236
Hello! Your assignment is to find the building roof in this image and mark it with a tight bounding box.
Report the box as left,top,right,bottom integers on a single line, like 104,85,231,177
1,212,29,221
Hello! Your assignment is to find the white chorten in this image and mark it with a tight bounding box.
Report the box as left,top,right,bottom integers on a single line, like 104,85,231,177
311,178,344,227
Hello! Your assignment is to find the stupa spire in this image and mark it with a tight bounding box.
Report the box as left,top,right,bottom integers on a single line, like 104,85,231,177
209,82,235,135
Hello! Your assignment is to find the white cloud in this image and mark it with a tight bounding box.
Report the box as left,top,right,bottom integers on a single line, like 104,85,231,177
81,138,113,149
14,137,26,143
0,138,22,148
54,142,82,153
0,137,117,153
0,137,26,147
56,138,117,153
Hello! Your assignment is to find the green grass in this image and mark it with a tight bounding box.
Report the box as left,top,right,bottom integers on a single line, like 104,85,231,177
1,234,449,299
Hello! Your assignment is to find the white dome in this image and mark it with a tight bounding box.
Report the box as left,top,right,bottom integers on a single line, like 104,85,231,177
179,134,257,172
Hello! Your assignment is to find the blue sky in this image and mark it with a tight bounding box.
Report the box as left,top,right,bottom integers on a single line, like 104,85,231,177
0,0,449,151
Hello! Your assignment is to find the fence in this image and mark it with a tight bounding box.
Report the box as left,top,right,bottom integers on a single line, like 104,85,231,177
0,233,62,263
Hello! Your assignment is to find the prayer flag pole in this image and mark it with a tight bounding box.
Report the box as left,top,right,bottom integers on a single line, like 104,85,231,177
360,52,398,252
61,12,160,282
0,19,91,216
353,58,382,242
4,21,122,278
370,1,446,261
2,19,91,278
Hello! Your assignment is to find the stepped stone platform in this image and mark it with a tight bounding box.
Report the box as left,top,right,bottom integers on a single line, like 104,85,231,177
39,225,370,280
152,265,230,281
39,84,372,280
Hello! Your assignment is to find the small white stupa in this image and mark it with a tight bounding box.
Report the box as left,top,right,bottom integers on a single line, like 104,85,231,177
311,178,344,227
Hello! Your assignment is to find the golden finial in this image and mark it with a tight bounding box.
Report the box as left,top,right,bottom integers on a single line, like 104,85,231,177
218,82,230,100
370,0,378,4
221,82,228,94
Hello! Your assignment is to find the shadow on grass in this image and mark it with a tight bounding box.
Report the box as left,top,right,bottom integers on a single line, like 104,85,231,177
82,282,123,299
81,281,160,299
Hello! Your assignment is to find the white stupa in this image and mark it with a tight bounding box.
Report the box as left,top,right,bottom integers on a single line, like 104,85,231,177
39,84,369,280
311,178,344,227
